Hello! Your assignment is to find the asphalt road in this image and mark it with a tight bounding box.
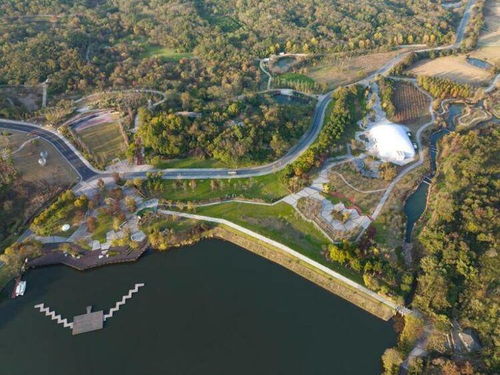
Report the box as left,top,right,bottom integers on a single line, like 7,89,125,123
0,120,97,181
0,0,478,183
0,93,332,182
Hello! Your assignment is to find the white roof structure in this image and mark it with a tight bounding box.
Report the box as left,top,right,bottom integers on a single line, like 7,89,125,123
366,121,415,165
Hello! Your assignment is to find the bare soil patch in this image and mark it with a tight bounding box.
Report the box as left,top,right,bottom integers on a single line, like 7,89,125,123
305,50,407,89
391,82,431,130
471,0,500,66
407,55,494,86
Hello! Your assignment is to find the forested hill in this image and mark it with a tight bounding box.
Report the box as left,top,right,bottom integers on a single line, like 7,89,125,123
0,0,455,96
414,125,499,371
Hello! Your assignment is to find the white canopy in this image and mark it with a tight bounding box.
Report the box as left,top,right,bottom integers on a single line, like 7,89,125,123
367,121,415,165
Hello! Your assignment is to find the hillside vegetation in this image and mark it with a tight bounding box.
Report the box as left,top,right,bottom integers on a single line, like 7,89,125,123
0,0,455,103
415,125,499,372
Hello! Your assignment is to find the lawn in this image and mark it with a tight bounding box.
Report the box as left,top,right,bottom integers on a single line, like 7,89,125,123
91,214,114,242
276,72,316,85
77,122,127,165
194,201,363,282
154,157,229,169
143,171,289,203
141,45,193,61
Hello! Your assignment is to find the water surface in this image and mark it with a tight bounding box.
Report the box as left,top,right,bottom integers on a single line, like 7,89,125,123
403,104,463,241
0,239,396,375
466,57,492,70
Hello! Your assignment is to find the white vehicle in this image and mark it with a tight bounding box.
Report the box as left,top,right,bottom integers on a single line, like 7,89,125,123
15,280,26,297
413,143,418,150
228,171,237,175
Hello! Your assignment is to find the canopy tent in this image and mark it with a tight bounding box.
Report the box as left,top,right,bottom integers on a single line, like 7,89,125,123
366,121,415,165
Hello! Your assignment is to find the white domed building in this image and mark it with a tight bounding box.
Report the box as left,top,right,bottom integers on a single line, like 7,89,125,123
366,121,416,165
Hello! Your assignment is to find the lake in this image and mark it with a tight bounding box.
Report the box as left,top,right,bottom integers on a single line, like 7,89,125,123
0,239,396,375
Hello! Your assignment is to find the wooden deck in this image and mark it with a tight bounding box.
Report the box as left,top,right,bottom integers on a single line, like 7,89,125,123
72,306,104,335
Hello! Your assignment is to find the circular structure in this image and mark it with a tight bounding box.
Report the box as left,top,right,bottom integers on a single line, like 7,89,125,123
61,224,71,232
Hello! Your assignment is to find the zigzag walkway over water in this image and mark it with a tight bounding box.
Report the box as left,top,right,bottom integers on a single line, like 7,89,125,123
33,283,145,335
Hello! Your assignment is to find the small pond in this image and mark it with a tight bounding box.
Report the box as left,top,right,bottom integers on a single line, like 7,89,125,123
466,57,493,70
403,104,464,242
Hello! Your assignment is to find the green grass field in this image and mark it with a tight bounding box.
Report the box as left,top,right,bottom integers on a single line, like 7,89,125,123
78,122,127,165
144,171,289,203
194,201,363,282
277,72,316,85
141,46,194,61
91,214,114,242
154,157,228,169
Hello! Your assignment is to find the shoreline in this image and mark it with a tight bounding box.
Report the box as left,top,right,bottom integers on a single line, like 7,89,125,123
8,225,395,321
207,226,396,321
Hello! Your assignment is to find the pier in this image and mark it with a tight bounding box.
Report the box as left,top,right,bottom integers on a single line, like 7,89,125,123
72,306,103,335
33,283,145,335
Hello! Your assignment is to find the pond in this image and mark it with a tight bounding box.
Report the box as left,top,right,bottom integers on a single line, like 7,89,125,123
466,57,493,70
0,239,396,375
271,93,310,105
274,56,296,70
403,104,463,242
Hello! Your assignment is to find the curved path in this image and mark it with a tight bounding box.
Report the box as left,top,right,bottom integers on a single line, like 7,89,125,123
0,0,478,184
158,209,412,316
75,88,167,109
330,171,388,194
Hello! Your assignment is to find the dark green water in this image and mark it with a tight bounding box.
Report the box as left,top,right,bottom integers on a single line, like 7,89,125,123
403,104,463,242
0,239,396,375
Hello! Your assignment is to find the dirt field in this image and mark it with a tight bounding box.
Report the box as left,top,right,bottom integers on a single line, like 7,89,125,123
77,121,127,165
305,50,408,88
471,0,500,66
391,82,431,129
0,130,78,248
9,133,78,185
407,55,494,86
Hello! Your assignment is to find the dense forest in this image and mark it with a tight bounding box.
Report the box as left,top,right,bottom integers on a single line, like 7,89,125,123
0,0,456,105
137,94,314,165
414,125,499,373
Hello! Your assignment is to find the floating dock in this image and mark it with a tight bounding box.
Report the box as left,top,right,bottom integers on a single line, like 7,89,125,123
72,306,104,335
33,283,145,335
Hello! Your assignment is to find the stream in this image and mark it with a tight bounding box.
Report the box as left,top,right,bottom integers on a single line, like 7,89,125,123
403,104,464,242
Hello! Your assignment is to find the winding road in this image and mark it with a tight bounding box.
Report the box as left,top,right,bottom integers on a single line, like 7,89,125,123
0,0,479,185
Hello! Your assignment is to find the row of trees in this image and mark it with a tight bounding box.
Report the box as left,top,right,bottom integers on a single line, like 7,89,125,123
282,86,363,190
30,190,87,236
417,75,474,99
378,78,396,118
461,0,486,51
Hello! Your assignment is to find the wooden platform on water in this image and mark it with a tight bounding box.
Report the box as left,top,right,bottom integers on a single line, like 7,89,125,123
72,306,104,335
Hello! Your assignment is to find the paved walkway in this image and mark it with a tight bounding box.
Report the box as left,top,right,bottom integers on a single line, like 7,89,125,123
157,209,411,315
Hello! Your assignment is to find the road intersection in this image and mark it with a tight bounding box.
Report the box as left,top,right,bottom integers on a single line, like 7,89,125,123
0,0,479,187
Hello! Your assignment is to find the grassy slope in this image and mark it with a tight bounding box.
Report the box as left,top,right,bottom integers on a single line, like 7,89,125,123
277,72,316,85
78,122,126,165
195,201,363,283
91,214,114,242
154,157,228,169
141,46,193,61
146,171,289,202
